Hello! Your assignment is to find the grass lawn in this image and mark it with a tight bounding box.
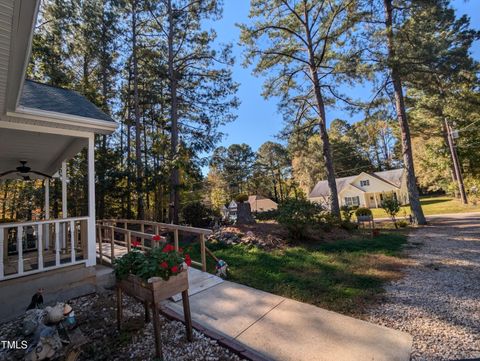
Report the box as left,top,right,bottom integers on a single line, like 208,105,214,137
186,231,409,317
371,195,480,219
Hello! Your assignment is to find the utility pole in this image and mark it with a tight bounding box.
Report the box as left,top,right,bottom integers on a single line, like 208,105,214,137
445,119,468,204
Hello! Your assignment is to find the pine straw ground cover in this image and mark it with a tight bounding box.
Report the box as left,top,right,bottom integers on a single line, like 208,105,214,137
187,229,410,317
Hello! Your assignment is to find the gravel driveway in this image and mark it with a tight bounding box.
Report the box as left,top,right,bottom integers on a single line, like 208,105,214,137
368,213,480,361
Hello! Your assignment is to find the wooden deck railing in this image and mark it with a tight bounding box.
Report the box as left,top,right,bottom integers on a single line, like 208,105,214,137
96,219,212,272
0,217,89,280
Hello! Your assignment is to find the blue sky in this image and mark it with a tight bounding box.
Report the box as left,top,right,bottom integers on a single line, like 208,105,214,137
209,0,480,153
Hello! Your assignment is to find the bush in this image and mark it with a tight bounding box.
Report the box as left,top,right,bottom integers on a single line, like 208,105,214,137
254,209,279,221
235,194,249,203
397,220,408,228
277,198,323,240
355,207,372,217
341,205,355,222
181,202,216,228
381,195,401,228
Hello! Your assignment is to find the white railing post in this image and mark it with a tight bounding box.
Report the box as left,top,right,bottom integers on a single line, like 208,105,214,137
17,226,24,275
70,220,76,263
0,227,4,278
37,224,43,271
55,222,60,266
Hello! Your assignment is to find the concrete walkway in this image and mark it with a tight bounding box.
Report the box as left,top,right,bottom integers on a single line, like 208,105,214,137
165,280,412,361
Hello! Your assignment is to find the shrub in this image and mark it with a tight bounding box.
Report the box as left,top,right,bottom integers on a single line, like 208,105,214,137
397,220,408,228
355,207,372,217
341,205,355,222
254,209,279,221
277,198,323,240
181,202,216,228
381,195,401,229
235,194,249,203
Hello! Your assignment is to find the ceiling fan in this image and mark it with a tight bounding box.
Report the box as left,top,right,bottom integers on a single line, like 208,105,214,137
0,161,52,180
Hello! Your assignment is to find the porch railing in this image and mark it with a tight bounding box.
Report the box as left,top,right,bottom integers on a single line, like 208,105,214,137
96,219,212,272
0,217,89,280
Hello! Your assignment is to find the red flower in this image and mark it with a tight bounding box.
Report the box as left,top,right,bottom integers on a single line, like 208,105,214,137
152,235,162,242
171,265,179,273
184,254,192,267
162,244,175,253
160,261,168,269
132,241,141,248
178,247,183,253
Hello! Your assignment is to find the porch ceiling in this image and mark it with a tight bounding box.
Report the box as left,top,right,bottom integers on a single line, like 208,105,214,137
0,128,86,179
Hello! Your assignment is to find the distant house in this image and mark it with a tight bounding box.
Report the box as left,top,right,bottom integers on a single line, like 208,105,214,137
308,169,409,209
223,196,278,220
248,195,278,213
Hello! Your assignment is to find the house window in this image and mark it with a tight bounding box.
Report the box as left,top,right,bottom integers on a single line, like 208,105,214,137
360,180,370,187
344,196,360,207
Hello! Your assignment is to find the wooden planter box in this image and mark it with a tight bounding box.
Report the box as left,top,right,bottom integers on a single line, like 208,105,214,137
116,269,192,359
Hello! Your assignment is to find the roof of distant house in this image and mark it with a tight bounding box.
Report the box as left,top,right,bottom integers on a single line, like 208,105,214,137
309,168,404,198
19,80,114,122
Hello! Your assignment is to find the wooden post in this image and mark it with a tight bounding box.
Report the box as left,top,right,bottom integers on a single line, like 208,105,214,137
200,234,206,272
110,226,115,262
126,231,132,252
116,287,123,331
87,134,97,267
182,290,193,341
152,303,163,359
174,229,179,252
97,226,103,265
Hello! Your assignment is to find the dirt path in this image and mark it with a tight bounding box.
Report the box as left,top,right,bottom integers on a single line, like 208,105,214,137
368,213,480,361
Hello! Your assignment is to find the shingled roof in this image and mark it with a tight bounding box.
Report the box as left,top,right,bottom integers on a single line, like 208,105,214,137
19,80,114,122
309,168,404,198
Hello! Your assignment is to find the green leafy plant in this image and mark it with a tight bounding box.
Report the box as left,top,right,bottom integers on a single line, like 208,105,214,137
277,198,324,240
114,238,191,281
381,195,401,229
355,207,372,218
181,201,216,227
235,194,249,203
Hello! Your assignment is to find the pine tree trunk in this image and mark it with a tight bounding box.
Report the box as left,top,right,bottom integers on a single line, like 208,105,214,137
384,0,426,225
167,0,180,224
132,0,144,220
303,9,340,218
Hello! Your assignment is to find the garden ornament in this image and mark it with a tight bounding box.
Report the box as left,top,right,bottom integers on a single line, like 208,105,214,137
25,324,62,361
215,259,228,278
22,309,46,336
44,303,66,324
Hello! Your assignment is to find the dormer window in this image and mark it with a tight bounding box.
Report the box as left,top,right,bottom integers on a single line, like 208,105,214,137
360,180,370,187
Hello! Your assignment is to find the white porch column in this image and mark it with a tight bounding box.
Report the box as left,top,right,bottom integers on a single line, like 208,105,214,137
44,179,50,250
87,135,96,267
62,161,68,218
374,193,379,208
61,161,68,249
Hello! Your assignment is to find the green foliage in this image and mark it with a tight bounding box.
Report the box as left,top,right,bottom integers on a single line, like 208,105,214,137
341,205,355,222
381,195,401,228
114,245,190,281
355,207,372,217
277,198,324,240
254,209,279,221
235,194,248,203
181,202,216,228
